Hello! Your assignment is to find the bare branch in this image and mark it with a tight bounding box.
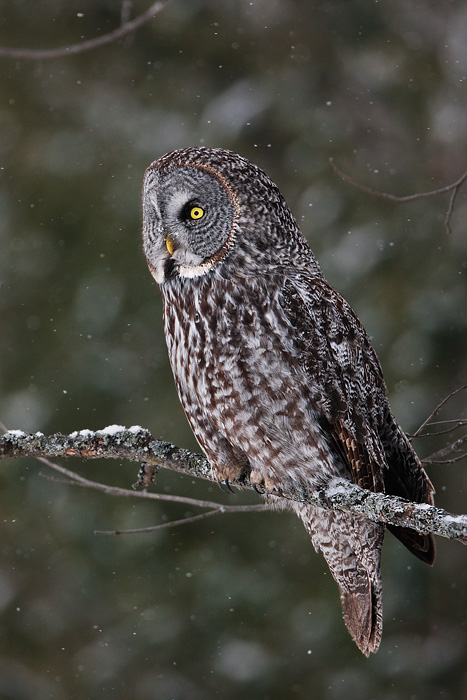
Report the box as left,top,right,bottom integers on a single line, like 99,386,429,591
329,158,467,234
0,0,170,61
411,386,467,438
1,426,466,544
410,419,466,440
423,435,467,466
445,183,461,234
406,387,467,466
34,448,272,516
95,508,225,536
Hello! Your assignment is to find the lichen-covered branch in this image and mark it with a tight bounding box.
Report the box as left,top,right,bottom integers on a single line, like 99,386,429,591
1,425,466,544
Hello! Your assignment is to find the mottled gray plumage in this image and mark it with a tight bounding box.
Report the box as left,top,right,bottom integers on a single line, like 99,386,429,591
142,147,435,655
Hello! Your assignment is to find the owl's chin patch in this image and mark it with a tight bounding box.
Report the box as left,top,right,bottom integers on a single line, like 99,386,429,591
147,249,209,283
149,257,213,283
178,261,215,279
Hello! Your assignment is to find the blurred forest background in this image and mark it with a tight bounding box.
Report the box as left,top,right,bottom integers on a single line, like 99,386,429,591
0,1,466,698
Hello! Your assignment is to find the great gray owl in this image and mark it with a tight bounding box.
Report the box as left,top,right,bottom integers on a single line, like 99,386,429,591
142,147,435,656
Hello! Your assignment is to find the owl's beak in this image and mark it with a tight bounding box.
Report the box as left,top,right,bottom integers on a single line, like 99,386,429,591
166,235,175,255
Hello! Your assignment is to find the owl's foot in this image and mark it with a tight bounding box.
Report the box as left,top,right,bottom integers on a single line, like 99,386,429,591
212,462,247,491
249,469,279,499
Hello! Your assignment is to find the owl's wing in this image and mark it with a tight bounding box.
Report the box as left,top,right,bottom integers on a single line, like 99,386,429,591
279,274,387,492
279,273,435,561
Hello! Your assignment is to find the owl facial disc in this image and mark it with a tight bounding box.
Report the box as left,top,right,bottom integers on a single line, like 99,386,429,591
143,163,238,284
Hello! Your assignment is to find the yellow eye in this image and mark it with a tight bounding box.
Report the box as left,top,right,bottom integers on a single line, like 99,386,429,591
190,206,204,220
166,236,174,255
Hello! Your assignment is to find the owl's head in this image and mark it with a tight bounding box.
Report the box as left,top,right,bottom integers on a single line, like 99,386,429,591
142,147,314,285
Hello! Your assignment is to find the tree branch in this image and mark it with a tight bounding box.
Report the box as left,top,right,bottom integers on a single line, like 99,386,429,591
329,158,467,234
94,508,226,536
0,0,170,61
1,426,466,544
411,386,467,438
409,386,467,465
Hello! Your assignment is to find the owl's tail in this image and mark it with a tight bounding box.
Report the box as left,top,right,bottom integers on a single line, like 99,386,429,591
295,503,384,656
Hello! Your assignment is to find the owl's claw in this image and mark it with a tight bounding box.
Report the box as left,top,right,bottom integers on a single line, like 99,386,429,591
252,483,270,499
217,478,235,494
225,478,235,494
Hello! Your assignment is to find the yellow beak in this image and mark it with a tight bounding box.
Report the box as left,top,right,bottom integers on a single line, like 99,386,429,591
166,236,174,255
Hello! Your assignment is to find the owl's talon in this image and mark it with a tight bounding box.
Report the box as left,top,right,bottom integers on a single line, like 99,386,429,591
252,482,265,495
217,478,235,494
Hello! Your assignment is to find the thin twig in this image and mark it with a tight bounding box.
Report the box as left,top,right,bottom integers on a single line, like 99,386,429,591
95,508,225,535
445,185,460,234
34,442,273,533
411,386,467,438
0,0,170,61
35,453,271,513
329,158,467,234
36,452,272,534
412,420,466,439
423,418,467,427
329,159,467,203
423,435,467,466
35,455,225,508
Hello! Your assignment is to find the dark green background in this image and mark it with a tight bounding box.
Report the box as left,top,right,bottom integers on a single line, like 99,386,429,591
1,1,466,698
